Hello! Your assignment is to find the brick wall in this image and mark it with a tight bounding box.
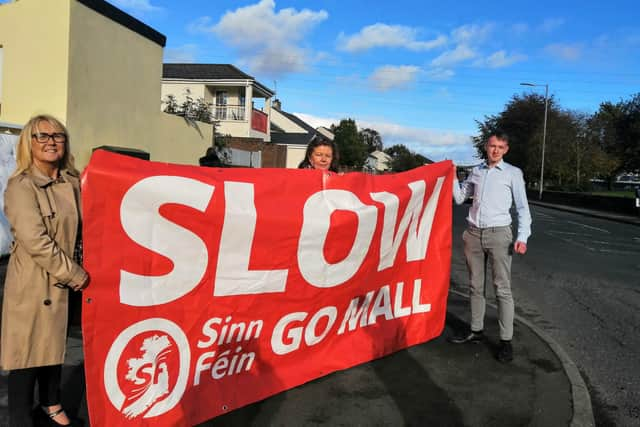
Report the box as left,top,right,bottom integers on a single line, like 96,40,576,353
224,137,287,168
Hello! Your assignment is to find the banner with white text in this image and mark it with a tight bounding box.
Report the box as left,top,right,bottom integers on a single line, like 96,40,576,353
82,150,453,426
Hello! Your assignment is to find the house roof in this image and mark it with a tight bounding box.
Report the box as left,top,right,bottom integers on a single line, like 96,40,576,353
270,122,286,133
369,150,392,161
276,110,317,134
271,132,314,147
78,0,166,46
316,126,335,141
162,64,275,97
163,64,254,80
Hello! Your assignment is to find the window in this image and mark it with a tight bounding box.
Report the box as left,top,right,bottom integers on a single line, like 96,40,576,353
238,91,246,120
215,90,227,120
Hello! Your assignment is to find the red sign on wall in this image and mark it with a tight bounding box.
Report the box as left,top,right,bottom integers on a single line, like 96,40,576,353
81,150,453,426
251,108,268,133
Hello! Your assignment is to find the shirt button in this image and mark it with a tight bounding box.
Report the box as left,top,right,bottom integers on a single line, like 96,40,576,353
43,299,52,306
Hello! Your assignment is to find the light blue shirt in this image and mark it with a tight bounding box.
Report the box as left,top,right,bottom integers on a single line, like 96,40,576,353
453,160,532,243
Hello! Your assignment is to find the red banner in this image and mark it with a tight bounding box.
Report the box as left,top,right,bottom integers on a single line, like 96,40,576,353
81,150,453,426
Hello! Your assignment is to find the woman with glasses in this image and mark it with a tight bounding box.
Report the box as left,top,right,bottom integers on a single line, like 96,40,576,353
298,134,340,172
1,115,88,426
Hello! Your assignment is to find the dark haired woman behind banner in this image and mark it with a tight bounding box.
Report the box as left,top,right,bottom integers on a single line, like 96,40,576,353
298,134,340,172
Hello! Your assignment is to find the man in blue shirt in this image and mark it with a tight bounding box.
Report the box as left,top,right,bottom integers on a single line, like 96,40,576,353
449,131,532,363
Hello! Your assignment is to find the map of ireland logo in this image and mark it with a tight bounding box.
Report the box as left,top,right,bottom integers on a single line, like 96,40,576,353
104,318,190,419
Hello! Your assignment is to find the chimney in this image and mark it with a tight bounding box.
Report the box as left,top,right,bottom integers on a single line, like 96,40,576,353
273,98,281,110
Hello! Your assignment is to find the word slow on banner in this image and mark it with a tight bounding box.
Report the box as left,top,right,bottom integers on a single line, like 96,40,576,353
81,150,453,426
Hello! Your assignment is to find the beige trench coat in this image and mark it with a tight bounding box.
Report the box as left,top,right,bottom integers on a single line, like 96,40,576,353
1,165,87,370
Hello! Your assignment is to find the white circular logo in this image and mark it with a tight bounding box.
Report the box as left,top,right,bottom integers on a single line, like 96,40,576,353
104,318,190,419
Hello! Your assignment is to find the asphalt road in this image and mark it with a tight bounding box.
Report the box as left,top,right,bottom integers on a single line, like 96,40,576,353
450,204,640,427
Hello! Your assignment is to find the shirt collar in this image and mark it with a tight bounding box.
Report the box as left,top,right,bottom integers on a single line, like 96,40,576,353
482,159,506,170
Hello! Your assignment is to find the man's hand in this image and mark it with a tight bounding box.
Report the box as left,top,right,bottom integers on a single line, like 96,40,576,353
514,241,527,254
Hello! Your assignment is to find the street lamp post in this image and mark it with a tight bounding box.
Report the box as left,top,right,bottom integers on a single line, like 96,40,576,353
520,82,549,200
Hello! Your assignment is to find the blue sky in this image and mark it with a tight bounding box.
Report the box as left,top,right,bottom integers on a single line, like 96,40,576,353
111,0,639,164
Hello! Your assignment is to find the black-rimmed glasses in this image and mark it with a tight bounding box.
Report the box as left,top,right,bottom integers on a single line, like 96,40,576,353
31,132,67,144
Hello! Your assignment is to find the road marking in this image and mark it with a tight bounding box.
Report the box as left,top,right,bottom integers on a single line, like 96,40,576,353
566,220,610,234
590,241,640,253
598,248,640,255
535,211,554,219
554,236,596,251
547,231,583,236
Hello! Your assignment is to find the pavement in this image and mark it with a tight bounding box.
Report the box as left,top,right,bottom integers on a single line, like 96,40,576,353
4,199,635,425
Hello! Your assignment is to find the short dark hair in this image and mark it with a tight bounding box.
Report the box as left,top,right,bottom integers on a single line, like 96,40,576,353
298,134,340,172
488,130,509,144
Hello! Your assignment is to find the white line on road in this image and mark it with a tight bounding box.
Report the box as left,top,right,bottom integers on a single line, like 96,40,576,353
598,248,640,255
535,211,554,219
555,236,596,251
566,220,610,234
547,231,584,236
589,241,640,252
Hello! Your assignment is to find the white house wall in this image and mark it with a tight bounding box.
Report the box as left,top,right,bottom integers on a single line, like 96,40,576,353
249,128,269,142
286,145,306,168
218,120,250,138
161,83,206,108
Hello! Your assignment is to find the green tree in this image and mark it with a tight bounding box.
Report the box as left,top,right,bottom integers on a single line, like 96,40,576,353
384,144,430,172
589,93,640,178
332,118,368,169
473,93,556,184
473,93,611,190
162,94,215,124
359,128,383,153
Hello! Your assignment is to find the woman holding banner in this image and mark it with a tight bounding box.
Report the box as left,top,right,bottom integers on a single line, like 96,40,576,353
298,134,340,172
1,115,88,427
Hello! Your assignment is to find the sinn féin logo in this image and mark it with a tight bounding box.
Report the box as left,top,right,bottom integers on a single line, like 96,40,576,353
104,318,190,419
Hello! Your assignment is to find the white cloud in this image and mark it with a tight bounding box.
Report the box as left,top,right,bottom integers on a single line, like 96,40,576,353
338,24,446,52
431,44,477,67
544,43,582,61
539,18,564,33
435,87,453,99
451,23,493,44
368,65,420,91
187,16,214,34
163,44,198,63
192,0,328,76
293,113,478,164
474,50,527,68
594,30,640,50
242,46,309,75
426,68,455,80
110,0,161,13
362,121,477,164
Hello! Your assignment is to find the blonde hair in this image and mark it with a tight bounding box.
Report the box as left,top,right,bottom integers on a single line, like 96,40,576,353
12,114,76,177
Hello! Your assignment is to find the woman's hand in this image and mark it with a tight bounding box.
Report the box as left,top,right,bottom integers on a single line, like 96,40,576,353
72,274,90,291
